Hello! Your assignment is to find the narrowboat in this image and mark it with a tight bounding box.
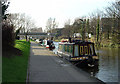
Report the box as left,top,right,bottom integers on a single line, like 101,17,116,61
57,40,98,66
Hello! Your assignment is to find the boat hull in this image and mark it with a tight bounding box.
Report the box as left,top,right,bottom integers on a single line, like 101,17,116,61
57,51,98,66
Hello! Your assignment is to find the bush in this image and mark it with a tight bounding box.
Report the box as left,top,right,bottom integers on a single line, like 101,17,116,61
2,21,15,47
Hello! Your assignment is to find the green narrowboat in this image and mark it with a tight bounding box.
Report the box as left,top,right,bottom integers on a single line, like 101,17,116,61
57,40,98,66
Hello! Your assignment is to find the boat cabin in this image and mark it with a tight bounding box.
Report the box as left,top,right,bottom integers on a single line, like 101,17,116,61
57,41,98,65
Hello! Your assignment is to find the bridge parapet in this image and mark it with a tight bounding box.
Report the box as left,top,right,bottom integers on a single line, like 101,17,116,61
18,32,56,37
18,32,47,35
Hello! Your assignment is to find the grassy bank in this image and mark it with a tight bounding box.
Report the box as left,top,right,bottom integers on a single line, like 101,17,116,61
2,40,30,82
95,39,120,48
99,43,120,48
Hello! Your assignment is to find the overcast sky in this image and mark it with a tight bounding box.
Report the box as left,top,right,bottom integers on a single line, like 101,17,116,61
8,0,115,30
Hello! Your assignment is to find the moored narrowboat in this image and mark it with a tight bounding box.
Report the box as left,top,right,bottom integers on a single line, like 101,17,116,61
57,40,98,66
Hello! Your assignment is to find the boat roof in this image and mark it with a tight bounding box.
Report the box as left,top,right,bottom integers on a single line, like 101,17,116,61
59,42,75,45
59,41,94,45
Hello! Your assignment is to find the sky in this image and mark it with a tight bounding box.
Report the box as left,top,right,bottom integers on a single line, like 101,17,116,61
8,0,115,30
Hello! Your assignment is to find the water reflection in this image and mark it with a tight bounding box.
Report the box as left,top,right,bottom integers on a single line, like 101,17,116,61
95,47,118,82
53,42,118,82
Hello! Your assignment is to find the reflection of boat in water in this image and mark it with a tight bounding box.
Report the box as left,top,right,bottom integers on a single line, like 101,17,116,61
57,39,99,67
78,64,99,77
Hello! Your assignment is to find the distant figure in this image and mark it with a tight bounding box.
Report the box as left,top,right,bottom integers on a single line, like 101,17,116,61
48,40,55,50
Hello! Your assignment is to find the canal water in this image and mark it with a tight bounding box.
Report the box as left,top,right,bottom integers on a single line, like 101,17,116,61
53,42,119,83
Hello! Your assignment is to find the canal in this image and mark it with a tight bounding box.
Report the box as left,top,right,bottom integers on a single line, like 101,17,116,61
53,42,119,83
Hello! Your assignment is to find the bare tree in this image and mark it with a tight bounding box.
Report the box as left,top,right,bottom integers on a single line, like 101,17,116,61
7,13,25,32
46,18,58,33
63,19,72,37
24,16,35,32
7,13,35,33
105,2,120,18
104,1,120,43
7,13,36,41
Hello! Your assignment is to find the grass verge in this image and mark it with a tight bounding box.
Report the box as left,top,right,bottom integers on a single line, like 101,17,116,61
2,40,30,82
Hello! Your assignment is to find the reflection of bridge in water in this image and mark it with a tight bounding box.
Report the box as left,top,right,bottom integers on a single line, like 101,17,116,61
18,32,56,39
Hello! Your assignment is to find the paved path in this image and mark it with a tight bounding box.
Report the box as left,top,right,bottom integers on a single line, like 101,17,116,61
28,42,104,83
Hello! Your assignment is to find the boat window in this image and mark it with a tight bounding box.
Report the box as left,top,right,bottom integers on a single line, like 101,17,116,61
65,45,67,52
89,44,94,55
84,46,88,55
67,45,69,52
80,46,83,55
69,45,71,53
68,45,73,53
74,45,79,56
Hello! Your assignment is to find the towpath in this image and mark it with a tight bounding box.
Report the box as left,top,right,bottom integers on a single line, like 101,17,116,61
27,41,104,83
